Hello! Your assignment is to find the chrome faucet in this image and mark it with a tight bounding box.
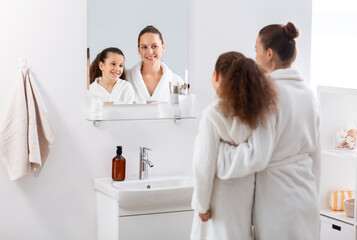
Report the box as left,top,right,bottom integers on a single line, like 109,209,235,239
139,147,154,180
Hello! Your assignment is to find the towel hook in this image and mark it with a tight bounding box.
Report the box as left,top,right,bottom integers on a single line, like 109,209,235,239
19,58,29,69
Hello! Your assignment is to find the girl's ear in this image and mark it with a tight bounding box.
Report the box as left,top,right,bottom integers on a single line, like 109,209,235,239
212,70,220,93
162,43,165,52
213,70,219,83
99,61,103,71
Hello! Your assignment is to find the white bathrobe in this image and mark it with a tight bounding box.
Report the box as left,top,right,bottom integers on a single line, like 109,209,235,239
89,77,135,104
126,61,184,103
217,68,321,240
191,99,255,240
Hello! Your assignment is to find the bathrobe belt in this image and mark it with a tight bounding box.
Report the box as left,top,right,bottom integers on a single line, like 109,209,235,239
267,153,310,169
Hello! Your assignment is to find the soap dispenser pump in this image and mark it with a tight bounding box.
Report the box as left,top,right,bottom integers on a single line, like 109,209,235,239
112,146,126,181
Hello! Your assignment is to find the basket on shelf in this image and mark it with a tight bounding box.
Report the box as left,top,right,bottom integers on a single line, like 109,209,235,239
343,198,355,218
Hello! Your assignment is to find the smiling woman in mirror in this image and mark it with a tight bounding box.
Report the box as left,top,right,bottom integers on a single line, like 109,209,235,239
126,25,184,103
89,47,135,104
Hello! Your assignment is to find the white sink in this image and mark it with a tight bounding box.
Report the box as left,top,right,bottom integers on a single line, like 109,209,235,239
93,176,193,212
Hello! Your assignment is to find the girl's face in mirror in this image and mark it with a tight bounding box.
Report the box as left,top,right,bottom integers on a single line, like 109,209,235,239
99,52,125,82
138,33,165,65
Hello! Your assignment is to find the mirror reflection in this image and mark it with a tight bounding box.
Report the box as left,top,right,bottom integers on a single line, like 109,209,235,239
87,0,189,105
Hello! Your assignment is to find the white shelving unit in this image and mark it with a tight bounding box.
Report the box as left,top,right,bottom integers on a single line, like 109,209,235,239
318,86,357,240
320,208,355,225
322,150,357,159
320,150,356,225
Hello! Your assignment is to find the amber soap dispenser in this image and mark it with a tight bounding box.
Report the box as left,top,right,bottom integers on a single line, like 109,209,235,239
112,146,126,181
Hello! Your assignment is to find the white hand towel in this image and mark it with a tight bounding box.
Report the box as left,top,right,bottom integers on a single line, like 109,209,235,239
0,69,54,181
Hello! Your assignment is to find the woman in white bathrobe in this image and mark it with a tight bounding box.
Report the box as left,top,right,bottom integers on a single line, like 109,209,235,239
89,47,135,104
216,22,321,240
191,52,279,240
126,25,184,103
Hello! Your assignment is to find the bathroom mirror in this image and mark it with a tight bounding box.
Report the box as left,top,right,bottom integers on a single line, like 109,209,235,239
87,0,189,105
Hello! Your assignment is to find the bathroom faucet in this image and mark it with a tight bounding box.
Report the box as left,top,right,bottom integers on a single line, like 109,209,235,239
139,147,154,180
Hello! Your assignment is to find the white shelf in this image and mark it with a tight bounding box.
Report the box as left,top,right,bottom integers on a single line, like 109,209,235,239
320,208,355,225
322,149,357,159
86,116,196,122
86,117,196,126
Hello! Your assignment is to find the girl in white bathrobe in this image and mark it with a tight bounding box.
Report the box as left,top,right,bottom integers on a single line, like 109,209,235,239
217,22,321,240
191,51,279,240
89,47,135,104
126,25,184,103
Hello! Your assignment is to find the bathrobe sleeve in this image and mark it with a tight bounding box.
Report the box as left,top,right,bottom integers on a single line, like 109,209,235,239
216,114,277,179
115,81,136,104
124,83,135,104
191,111,220,213
309,108,321,193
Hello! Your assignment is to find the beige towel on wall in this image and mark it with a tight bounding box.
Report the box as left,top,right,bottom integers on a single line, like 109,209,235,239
0,69,54,181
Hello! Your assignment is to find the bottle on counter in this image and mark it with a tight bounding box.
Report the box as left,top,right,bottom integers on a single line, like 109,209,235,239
112,146,126,181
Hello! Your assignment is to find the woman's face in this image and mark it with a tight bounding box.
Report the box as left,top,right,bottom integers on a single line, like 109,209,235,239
99,52,125,82
255,36,271,73
138,33,165,65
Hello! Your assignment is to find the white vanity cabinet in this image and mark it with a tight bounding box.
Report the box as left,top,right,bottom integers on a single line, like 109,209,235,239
94,177,194,240
318,86,357,240
119,210,193,239
96,192,193,240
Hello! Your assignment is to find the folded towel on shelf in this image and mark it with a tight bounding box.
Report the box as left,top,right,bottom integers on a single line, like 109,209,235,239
0,69,54,181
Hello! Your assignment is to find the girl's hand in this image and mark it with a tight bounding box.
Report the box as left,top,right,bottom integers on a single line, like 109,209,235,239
199,210,211,222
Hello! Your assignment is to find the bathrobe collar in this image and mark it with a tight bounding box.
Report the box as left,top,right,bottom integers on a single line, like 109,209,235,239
131,61,173,101
269,68,304,82
92,77,125,94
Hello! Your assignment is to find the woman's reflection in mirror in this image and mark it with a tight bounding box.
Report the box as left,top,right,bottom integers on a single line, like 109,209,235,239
126,25,184,103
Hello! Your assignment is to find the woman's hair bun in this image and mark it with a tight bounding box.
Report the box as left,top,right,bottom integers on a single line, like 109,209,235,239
283,22,299,40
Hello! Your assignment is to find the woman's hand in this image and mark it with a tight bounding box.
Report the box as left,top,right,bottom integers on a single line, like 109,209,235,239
199,210,211,222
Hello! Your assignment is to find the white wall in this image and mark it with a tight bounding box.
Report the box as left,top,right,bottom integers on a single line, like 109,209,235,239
311,1,357,90
0,0,311,239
